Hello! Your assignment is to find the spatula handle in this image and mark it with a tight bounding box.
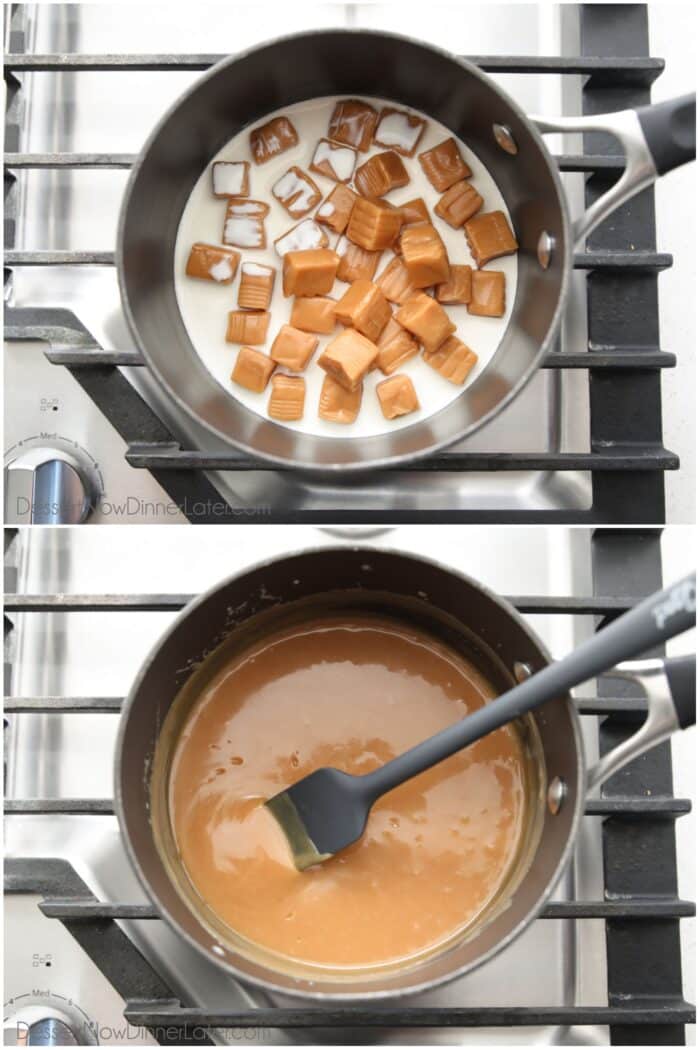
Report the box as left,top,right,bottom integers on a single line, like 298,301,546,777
361,573,696,801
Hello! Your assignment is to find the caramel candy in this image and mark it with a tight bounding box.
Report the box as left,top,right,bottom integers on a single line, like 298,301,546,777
250,115,298,165
335,279,391,342
237,262,276,310
315,184,358,235
335,237,381,283
268,374,306,422
318,373,362,424
395,292,455,354
282,248,340,297
231,346,275,393
318,328,379,391
400,223,450,287
376,373,420,420
226,310,270,346
272,167,322,219
436,264,473,306
354,150,409,198
346,197,402,252
418,137,471,192
375,255,415,305
290,296,337,335
465,210,518,267
434,180,483,228
468,270,506,317
373,107,427,156
423,335,478,385
376,317,419,375
274,219,329,257
185,242,240,284
223,200,269,249
270,324,318,371
328,99,378,152
310,138,358,183
399,197,431,226
211,160,250,199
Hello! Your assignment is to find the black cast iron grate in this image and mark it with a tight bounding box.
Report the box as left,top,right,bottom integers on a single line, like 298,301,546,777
3,4,679,523
3,527,696,1044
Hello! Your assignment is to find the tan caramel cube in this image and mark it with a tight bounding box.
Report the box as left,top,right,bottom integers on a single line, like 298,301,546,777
395,292,455,354
376,318,420,375
290,296,337,335
346,197,402,252
310,138,358,183
423,335,478,385
375,255,415,305
373,107,427,156
334,280,391,342
376,374,420,419
418,137,471,192
465,210,518,267
186,243,240,284
272,167,322,219
336,237,381,283
318,373,363,424
315,184,358,234
400,223,450,287
250,115,298,164
269,324,318,371
282,248,340,298
399,197,431,226
237,262,276,310
211,161,250,198
436,264,473,305
274,219,329,257
225,310,270,346
468,270,506,317
223,200,269,249
318,328,378,391
231,346,275,392
435,180,484,228
354,150,409,198
328,99,378,152
268,374,306,421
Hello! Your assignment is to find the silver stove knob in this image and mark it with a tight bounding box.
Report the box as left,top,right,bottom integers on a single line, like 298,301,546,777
4,446,100,525
3,999,97,1046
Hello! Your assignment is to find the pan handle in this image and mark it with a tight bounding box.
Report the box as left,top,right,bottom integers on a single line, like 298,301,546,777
586,654,696,794
532,93,696,246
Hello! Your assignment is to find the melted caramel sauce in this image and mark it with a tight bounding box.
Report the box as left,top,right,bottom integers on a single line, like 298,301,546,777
168,616,528,969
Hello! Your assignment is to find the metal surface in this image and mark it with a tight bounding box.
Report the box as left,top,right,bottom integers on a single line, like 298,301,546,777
4,443,100,524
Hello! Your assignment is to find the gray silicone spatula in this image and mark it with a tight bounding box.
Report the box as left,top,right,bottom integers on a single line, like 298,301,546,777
266,573,696,870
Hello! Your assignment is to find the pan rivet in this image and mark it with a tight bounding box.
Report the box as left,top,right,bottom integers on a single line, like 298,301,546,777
493,123,518,155
514,661,533,683
537,231,554,269
548,776,567,815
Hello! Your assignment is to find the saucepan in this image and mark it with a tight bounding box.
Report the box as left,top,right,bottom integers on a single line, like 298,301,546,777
117,30,695,472
114,547,695,999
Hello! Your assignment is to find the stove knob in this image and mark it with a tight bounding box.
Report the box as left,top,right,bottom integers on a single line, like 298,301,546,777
4,446,100,525
3,999,97,1045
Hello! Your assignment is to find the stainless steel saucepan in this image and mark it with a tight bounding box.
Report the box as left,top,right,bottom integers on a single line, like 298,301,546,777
117,30,695,472
114,547,695,999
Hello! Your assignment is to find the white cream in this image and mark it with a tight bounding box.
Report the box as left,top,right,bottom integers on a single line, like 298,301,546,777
272,169,318,217
212,161,246,197
313,139,356,182
317,201,334,218
223,217,264,248
208,257,234,282
274,218,326,256
375,111,424,153
242,261,273,277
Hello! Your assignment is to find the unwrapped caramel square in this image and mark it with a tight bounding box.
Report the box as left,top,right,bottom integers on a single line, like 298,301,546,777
223,200,269,249
318,373,362,424
315,184,358,234
335,237,381,283
334,279,391,342
395,292,455,354
268,374,306,421
436,264,473,305
423,335,478,385
376,318,420,375
328,99,378,152
375,255,415,305
274,219,329,257
231,346,275,392
399,197,431,226
186,243,240,284
354,150,409,198
418,138,471,192
400,223,450,287
282,248,340,297
250,115,298,164
465,210,518,267
290,296,337,334
310,138,358,183
272,167,322,219
373,107,427,156
225,310,270,346
468,270,506,317
211,161,250,199
376,373,420,419
346,197,402,252
434,180,484,228
237,262,276,310
318,328,379,391
270,324,318,371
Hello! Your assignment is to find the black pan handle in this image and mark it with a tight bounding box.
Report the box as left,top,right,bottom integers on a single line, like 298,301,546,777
637,93,696,175
665,653,696,728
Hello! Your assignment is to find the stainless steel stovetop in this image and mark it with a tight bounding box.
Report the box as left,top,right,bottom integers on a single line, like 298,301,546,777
5,525,613,1045
4,3,591,523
